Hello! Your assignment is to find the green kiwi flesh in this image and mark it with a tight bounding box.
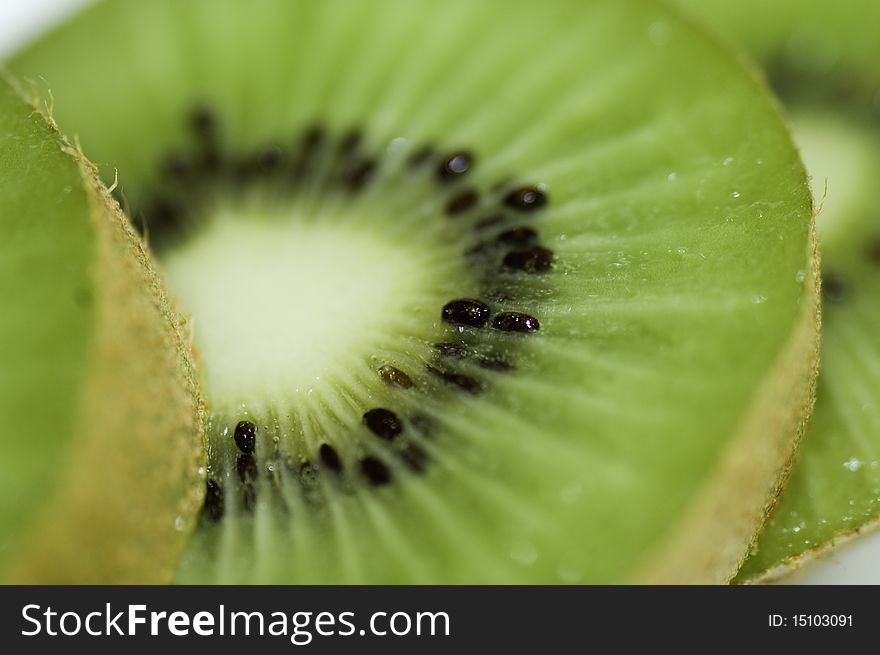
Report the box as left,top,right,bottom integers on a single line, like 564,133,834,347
8,0,817,583
676,0,880,581
0,79,205,582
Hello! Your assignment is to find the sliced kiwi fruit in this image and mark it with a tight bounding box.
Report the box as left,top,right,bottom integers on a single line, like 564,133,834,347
0,78,205,582
7,0,819,583
675,0,880,581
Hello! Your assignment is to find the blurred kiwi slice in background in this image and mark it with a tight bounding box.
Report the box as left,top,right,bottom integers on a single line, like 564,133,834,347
0,78,205,583
7,0,818,583
676,0,880,581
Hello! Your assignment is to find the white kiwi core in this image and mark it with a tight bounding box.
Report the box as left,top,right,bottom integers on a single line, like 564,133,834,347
161,205,444,410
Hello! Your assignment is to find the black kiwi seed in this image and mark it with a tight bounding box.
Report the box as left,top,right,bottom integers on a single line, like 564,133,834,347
363,408,404,440
407,145,434,168
187,106,222,173
257,145,284,172
291,125,325,177
492,312,541,333
378,365,414,389
427,366,484,394
822,272,848,302
203,479,224,522
301,125,325,150
196,142,223,174
319,443,343,473
398,443,429,473
234,420,257,453
444,372,483,394
339,129,362,154
504,186,547,211
503,246,554,273
441,299,491,327
437,151,474,181
189,105,217,138
498,226,537,245
360,456,392,486
343,159,377,191
446,189,479,215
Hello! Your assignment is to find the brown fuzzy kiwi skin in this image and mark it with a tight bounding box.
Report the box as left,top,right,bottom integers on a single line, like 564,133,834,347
1,90,207,584
635,223,821,584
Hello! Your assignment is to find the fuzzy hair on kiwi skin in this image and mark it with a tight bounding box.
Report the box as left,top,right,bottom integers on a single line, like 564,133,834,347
0,80,207,584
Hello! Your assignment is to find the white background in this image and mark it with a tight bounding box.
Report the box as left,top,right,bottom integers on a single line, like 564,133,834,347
1,0,878,585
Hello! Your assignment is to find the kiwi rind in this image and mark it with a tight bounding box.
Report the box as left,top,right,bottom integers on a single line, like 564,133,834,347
675,0,880,582
637,225,820,582
0,78,206,583
8,0,818,583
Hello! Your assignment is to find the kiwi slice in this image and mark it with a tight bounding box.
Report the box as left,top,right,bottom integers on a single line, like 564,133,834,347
8,0,818,583
675,0,880,581
0,78,205,582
